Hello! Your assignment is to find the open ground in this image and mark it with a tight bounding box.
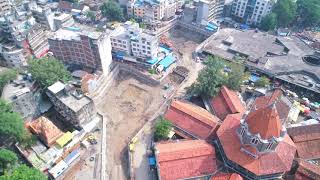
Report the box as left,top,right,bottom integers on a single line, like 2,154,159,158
93,27,205,180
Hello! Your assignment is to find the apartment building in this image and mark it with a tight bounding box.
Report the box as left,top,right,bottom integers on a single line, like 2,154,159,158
127,0,180,22
231,0,274,24
109,22,159,59
53,13,75,31
0,0,11,17
48,26,112,75
196,0,225,25
46,81,99,129
27,24,49,58
0,43,28,67
30,4,56,31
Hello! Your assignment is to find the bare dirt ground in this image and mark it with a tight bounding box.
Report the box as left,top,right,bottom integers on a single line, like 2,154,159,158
94,71,167,180
92,27,206,180
166,27,205,96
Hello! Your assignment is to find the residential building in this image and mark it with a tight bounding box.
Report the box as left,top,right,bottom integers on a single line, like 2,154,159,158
53,13,75,31
127,0,181,22
196,0,225,25
209,86,245,121
46,81,99,129
30,4,56,31
27,23,49,58
231,0,274,25
48,26,112,74
294,158,320,180
0,42,28,67
164,100,221,139
109,22,159,59
0,0,11,17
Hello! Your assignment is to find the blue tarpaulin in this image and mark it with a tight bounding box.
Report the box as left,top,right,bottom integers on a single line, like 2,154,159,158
64,149,80,165
250,74,260,82
240,24,249,30
158,55,175,69
207,23,218,30
148,157,156,165
206,27,215,31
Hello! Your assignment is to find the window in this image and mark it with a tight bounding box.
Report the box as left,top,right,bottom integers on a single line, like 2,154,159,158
142,46,146,49
267,142,273,150
147,42,150,45
251,137,259,145
142,50,146,53
240,127,245,135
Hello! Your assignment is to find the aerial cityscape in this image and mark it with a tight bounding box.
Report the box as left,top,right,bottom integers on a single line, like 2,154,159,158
0,0,319,179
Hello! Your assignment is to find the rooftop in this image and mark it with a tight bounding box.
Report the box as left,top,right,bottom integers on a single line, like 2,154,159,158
287,124,320,160
210,86,245,120
246,104,282,139
49,24,103,41
295,158,320,180
155,140,218,180
28,116,64,147
164,100,221,139
202,28,320,94
217,113,296,176
47,81,92,112
211,173,243,180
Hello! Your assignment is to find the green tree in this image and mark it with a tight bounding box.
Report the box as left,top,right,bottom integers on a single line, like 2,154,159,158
154,117,172,141
100,1,124,21
0,102,26,142
0,69,17,94
297,0,320,27
187,56,227,97
255,76,270,87
260,13,277,31
273,0,296,27
226,64,246,90
28,57,71,88
0,164,47,180
0,149,18,174
85,10,96,21
20,132,36,149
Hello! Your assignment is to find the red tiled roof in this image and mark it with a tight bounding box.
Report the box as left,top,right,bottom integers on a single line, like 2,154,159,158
246,104,282,139
287,124,320,159
29,116,63,147
211,173,243,180
217,114,296,176
253,89,290,122
295,159,320,180
210,86,245,120
155,140,217,180
164,100,220,139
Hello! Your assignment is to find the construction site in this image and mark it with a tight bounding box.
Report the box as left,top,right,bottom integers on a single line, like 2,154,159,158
90,25,206,179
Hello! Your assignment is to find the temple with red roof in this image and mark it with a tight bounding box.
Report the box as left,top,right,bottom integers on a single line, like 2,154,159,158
210,86,245,121
154,88,299,180
215,101,296,179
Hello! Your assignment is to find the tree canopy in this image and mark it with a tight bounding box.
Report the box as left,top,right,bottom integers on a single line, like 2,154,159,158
273,0,296,27
226,63,247,91
260,13,277,31
28,57,71,88
0,69,17,94
255,76,270,87
297,0,320,27
0,99,26,142
85,10,96,21
0,164,46,180
154,117,172,141
0,149,18,174
100,1,124,21
187,56,227,97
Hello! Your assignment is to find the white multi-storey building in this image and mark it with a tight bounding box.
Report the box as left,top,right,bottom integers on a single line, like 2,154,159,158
127,0,182,22
109,22,159,59
231,0,274,25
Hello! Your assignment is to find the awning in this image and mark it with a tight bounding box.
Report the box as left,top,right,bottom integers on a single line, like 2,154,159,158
56,131,74,147
158,55,175,69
